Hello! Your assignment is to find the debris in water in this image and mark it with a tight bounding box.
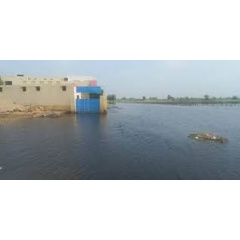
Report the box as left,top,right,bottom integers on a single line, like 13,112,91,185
188,133,228,143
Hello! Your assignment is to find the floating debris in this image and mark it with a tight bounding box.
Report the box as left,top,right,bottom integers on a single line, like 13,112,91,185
188,133,228,143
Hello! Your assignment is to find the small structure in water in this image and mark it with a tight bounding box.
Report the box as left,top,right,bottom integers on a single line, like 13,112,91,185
188,133,228,143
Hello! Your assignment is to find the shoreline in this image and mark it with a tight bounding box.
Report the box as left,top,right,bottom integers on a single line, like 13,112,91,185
116,100,240,106
0,112,69,118
0,111,70,126
0,111,69,118
0,104,70,120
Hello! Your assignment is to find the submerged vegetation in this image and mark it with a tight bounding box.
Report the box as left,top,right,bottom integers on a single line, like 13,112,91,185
188,133,228,143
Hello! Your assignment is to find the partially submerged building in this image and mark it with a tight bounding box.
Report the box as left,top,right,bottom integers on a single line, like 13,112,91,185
0,75,107,113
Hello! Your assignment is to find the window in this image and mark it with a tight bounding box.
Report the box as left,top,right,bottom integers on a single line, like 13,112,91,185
22,87,27,92
0,87,2,92
5,81,12,85
36,86,41,91
64,78,68,81
90,93,100,99
62,86,67,91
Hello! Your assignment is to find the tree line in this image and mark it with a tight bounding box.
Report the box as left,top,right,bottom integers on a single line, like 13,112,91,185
120,95,240,101
106,94,240,103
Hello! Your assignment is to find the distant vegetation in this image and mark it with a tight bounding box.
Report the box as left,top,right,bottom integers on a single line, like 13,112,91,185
117,95,240,105
107,94,117,104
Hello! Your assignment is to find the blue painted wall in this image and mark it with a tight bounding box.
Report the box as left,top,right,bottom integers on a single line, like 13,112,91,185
76,99,100,113
76,86,102,94
75,86,103,113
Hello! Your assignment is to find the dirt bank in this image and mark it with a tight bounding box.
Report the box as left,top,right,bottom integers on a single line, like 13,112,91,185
0,100,68,118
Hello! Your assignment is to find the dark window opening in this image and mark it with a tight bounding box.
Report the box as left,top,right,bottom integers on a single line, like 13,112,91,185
22,87,27,92
62,86,67,91
77,95,79,99
64,78,68,81
0,87,2,92
5,81,12,85
17,74,24,77
36,86,41,91
89,93,100,99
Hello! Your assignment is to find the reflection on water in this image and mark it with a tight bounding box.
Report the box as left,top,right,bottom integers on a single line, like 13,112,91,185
1,103,240,180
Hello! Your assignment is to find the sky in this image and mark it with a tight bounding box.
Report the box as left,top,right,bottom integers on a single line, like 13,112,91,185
0,60,240,98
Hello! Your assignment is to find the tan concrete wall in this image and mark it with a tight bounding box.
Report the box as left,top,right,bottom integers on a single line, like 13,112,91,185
100,95,108,114
1,76,95,87
1,76,66,86
0,85,75,111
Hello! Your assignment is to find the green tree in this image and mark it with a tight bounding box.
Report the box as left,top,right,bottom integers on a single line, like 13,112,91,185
107,94,117,103
204,95,209,100
167,95,174,100
232,96,238,100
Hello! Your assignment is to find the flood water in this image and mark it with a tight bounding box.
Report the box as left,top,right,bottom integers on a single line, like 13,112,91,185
1,103,240,180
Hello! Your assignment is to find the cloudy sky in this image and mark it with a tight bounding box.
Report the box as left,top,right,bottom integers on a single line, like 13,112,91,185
0,60,239,98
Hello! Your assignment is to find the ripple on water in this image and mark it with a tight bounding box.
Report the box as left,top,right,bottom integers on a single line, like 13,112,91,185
1,104,240,179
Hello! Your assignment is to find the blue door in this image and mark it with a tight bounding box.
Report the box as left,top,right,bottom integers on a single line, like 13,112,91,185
76,99,100,113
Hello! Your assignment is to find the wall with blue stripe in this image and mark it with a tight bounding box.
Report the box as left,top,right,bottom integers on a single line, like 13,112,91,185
75,87,102,113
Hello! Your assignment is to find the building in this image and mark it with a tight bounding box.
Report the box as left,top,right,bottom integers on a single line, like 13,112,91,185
0,75,107,113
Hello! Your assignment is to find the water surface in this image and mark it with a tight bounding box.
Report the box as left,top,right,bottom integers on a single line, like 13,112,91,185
1,103,240,180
